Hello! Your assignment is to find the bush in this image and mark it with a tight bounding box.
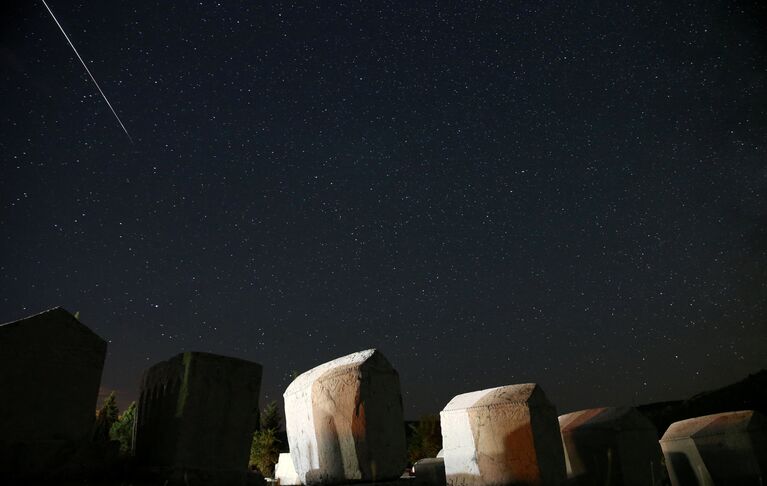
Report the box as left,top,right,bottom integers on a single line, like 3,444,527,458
93,391,119,442
250,401,282,477
408,415,442,463
250,427,281,477
110,401,136,455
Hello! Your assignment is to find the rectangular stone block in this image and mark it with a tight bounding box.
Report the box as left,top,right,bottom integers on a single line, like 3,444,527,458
440,384,565,486
283,349,407,485
0,308,107,443
413,457,446,486
660,410,767,486
134,351,262,480
0,308,107,478
559,407,665,486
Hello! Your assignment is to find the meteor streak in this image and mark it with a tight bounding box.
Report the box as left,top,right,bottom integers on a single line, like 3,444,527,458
41,0,133,143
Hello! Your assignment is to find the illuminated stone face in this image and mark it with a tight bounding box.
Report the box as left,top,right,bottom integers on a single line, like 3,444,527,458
283,349,407,485
134,351,262,477
440,384,566,486
275,452,301,485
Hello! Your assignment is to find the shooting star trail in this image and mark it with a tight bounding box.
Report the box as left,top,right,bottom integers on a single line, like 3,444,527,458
41,0,133,143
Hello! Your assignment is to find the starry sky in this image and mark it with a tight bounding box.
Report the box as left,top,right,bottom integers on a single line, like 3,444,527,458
1,1,765,418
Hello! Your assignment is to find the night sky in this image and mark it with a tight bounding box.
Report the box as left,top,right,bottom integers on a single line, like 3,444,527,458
1,1,765,418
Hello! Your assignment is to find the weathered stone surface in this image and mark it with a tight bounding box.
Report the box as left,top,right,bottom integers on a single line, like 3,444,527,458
413,458,446,486
559,407,665,486
134,351,262,483
440,384,565,486
276,452,301,485
0,308,107,478
283,349,407,485
660,410,767,486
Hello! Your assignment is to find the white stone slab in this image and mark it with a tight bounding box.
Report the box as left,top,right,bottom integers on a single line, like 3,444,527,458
283,349,407,485
440,384,565,486
275,452,301,485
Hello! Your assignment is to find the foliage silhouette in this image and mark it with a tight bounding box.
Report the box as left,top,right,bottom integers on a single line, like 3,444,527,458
408,415,442,463
110,401,136,455
250,401,282,477
93,391,119,442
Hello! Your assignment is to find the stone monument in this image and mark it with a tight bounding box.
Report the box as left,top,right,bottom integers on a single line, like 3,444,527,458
0,307,107,478
413,457,446,486
134,351,262,484
660,410,767,486
559,407,665,486
283,349,407,485
440,383,565,486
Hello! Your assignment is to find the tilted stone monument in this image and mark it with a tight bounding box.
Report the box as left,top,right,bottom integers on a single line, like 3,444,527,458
275,452,301,486
283,349,407,485
440,384,565,486
134,351,262,484
0,308,107,477
558,407,665,486
660,410,767,486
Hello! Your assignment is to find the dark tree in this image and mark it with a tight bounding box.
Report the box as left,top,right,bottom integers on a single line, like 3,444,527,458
408,415,442,463
93,391,119,442
260,401,281,431
110,401,136,455
250,401,282,477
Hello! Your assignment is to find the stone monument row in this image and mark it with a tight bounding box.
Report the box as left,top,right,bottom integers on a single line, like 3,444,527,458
2,308,767,486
